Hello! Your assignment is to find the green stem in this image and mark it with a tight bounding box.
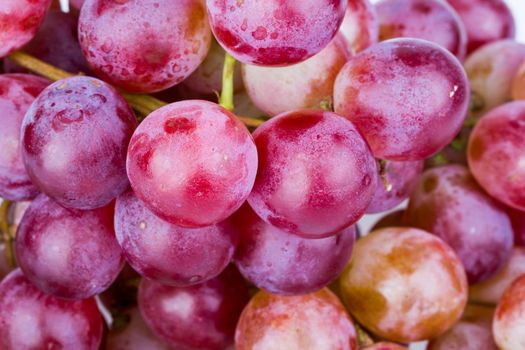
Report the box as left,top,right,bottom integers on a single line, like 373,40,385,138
219,53,236,111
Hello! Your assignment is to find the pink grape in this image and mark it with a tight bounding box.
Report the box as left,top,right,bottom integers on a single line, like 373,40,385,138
242,33,352,116
362,343,407,350
20,76,137,210
235,288,358,350
0,269,103,349
15,194,124,300
377,0,467,60
447,0,515,54
406,165,513,283
339,227,468,342
206,0,347,66
512,60,525,101
78,0,211,93
367,160,424,214
468,101,525,211
114,189,238,287
0,0,51,58
334,38,470,161
494,275,525,350
139,266,249,350
127,100,257,227
230,204,356,295
248,110,377,238
0,74,49,201
339,0,379,53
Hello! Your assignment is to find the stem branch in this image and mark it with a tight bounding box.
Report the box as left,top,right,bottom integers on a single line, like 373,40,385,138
219,53,236,111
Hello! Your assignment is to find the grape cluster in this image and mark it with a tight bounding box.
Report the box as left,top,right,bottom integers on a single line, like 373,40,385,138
0,0,524,349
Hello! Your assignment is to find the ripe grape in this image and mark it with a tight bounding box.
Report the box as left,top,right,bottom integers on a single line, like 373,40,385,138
339,0,379,53
230,204,356,295
339,227,468,342
15,194,124,300
468,101,525,211
367,160,423,214
139,266,249,350
371,209,407,230
78,0,211,93
0,74,49,201
0,0,51,58
127,100,257,227
493,275,525,350
447,0,515,54
334,38,470,161
377,0,467,60
362,343,407,350
0,269,103,350
406,165,513,283
20,76,137,210
248,110,377,238
114,190,238,287
206,0,347,66
235,288,358,350
512,61,525,101
242,33,351,116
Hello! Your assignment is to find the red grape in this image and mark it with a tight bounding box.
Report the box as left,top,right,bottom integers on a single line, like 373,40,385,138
15,194,124,299
371,209,407,230
447,0,515,54
114,189,238,287
242,33,351,116
377,0,467,60
0,0,51,58
230,204,356,295
339,0,379,53
0,74,49,201
494,275,525,349
235,288,358,350
78,0,211,93
0,269,103,349
406,165,513,283
248,110,377,238
339,227,468,342
139,266,249,350
206,0,347,66
512,60,525,101
362,343,407,350
20,76,137,210
468,101,525,211
334,38,470,161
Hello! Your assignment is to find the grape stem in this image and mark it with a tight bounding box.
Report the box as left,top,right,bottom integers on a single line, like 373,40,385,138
0,200,16,268
378,160,393,192
219,52,236,112
355,323,375,347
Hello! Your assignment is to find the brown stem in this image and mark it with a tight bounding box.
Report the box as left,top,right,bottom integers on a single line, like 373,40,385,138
0,200,16,268
378,159,393,192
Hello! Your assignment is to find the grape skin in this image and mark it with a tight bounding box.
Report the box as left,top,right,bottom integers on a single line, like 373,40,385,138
493,275,525,350
339,0,379,53
0,74,49,201
362,343,408,350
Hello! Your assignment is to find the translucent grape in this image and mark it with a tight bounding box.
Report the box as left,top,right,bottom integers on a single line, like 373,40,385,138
242,33,351,116
0,269,103,349
248,110,377,238
206,0,347,66
78,0,211,93
127,100,257,227
21,76,137,210
339,227,468,342
493,275,525,350
15,194,124,299
0,74,49,201
339,0,379,53
334,38,470,161
512,60,525,101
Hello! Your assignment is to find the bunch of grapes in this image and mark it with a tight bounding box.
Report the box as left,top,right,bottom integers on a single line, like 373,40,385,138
0,0,524,349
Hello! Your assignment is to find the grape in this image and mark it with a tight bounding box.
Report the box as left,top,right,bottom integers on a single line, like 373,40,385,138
339,227,468,342
15,194,124,299
512,61,525,101
230,204,356,295
235,288,357,350
0,0,51,58
206,0,347,66
465,40,525,118
0,269,103,349
334,38,470,161
362,343,407,350
470,247,525,305
339,0,379,53
242,33,351,116
114,189,238,287
139,266,249,350
406,165,513,283
20,76,137,210
367,160,423,214
376,0,467,60
371,209,407,230
468,101,525,211
447,0,515,54
78,0,211,93
493,275,525,350
248,110,377,238
0,74,49,201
